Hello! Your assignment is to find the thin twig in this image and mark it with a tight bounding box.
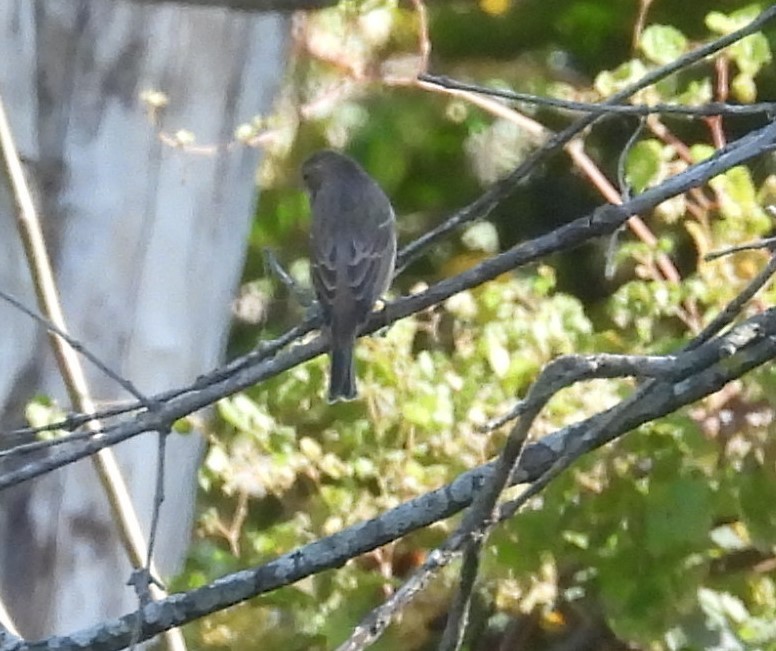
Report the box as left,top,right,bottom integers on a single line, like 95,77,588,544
705,236,776,261
606,119,645,280
263,248,314,307
687,253,776,351
417,76,776,118
436,536,482,651
0,289,148,403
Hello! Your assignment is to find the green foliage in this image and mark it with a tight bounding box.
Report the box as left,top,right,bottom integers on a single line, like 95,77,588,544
639,25,689,66
180,1,776,649
24,396,68,440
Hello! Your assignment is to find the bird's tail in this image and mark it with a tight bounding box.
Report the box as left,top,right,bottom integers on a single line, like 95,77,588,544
328,340,357,402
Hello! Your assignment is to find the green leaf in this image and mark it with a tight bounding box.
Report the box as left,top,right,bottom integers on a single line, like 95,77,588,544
639,25,688,65
738,457,776,548
218,394,274,435
709,165,766,224
172,417,195,434
625,139,665,193
705,11,736,34
644,476,712,556
25,395,67,439
729,33,772,77
595,60,648,97
706,6,765,35
731,72,757,103
461,221,500,254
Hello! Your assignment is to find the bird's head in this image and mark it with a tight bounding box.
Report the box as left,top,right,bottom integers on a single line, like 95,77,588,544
301,149,361,197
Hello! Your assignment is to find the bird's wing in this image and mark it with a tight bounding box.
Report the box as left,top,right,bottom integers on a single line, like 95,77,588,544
310,232,338,322
345,210,395,317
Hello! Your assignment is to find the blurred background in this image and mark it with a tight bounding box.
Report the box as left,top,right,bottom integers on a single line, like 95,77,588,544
179,1,776,649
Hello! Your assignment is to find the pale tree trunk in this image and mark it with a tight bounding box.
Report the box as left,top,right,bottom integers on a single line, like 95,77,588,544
0,0,287,639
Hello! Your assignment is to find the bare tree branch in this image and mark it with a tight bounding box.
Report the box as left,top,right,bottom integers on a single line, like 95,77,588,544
418,74,776,118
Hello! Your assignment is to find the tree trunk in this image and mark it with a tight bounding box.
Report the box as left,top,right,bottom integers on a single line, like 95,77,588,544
0,0,287,639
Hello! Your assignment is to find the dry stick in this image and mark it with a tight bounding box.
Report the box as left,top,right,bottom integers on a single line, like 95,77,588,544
436,535,483,651
605,119,646,281
0,94,186,651
705,236,776,261
633,0,655,51
128,427,171,651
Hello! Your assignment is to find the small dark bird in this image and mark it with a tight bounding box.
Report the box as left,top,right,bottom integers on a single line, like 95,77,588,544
302,150,397,402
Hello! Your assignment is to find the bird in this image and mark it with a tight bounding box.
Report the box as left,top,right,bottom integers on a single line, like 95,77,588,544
302,149,397,402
